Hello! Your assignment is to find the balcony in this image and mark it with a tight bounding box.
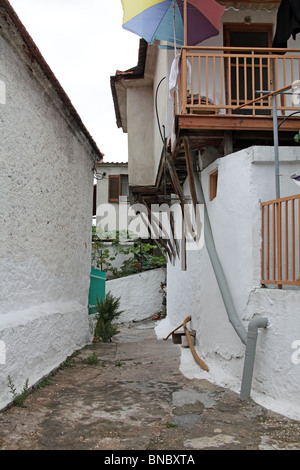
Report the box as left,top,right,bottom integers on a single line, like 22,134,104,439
173,46,300,153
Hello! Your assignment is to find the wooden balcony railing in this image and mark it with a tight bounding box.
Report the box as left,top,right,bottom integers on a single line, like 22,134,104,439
261,195,300,287
177,46,300,117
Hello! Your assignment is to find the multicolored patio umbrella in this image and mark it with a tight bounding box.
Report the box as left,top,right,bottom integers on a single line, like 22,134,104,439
121,0,225,47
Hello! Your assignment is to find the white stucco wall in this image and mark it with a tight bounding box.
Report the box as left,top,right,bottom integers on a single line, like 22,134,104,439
105,267,166,324
153,46,175,180
127,86,156,187
166,146,300,421
0,17,96,409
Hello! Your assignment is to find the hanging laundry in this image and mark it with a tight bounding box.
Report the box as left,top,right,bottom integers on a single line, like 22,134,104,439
273,0,300,49
169,53,191,100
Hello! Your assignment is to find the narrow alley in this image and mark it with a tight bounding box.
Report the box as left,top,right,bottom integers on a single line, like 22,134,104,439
1,320,300,452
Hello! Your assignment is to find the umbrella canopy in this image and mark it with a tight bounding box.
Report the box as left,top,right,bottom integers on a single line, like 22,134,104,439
121,0,225,47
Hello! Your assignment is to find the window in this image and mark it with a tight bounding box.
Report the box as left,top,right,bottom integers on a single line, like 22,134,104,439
109,175,129,202
209,168,218,201
121,175,129,198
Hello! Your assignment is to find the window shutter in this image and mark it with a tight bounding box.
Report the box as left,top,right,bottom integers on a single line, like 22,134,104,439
109,175,121,202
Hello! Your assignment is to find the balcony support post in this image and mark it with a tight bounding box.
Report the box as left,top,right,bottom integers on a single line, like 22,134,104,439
272,94,280,199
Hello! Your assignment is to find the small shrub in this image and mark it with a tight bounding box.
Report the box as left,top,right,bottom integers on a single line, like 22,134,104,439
7,376,29,407
95,318,120,343
85,352,99,365
94,292,123,343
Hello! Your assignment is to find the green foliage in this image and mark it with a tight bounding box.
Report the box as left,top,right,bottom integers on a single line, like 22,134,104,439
38,376,53,389
295,131,300,143
94,319,120,343
7,376,29,407
85,352,99,365
166,421,178,428
91,228,166,279
94,292,123,343
59,354,77,369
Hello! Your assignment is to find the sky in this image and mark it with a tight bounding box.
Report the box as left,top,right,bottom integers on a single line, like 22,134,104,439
9,0,141,163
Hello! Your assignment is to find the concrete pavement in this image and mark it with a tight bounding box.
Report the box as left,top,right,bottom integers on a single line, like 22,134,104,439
1,319,300,451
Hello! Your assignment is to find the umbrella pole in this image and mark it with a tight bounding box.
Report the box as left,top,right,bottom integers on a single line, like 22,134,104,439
173,0,177,57
184,0,187,46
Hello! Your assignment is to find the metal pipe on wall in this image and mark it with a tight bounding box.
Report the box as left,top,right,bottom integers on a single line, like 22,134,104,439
240,317,268,400
192,155,248,345
192,152,268,399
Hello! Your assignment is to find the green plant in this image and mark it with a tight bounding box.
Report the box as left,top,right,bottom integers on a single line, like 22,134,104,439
38,376,53,389
94,292,123,343
91,229,166,279
295,131,300,143
7,376,29,407
166,421,178,428
59,355,76,369
85,352,99,365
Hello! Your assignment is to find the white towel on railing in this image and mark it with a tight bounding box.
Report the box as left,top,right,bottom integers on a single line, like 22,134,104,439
169,53,191,100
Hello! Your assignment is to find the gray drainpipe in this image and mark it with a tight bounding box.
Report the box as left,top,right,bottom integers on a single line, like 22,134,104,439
192,154,268,399
240,316,268,400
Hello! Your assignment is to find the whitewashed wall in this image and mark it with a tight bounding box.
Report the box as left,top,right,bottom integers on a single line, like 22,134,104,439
166,146,300,421
0,19,96,409
106,268,166,324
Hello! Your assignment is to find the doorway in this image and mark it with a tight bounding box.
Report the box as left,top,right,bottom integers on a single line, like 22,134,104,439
224,23,273,114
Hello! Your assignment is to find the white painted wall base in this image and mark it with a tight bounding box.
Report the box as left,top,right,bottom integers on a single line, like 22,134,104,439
0,301,90,411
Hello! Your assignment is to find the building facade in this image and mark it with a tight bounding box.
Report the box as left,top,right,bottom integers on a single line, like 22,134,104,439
111,1,300,420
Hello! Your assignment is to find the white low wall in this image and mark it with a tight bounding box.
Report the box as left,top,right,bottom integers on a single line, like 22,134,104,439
106,268,166,324
0,301,90,411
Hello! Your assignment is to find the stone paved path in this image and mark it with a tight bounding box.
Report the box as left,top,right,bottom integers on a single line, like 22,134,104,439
1,320,300,451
